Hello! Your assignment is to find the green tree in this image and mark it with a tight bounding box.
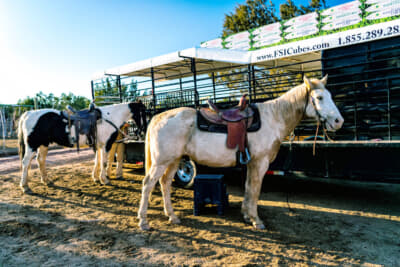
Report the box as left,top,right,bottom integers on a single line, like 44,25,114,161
17,92,90,111
280,0,326,20
219,0,325,100
223,0,278,37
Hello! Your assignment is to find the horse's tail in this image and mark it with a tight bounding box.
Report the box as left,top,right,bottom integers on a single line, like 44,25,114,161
144,124,151,176
17,114,25,169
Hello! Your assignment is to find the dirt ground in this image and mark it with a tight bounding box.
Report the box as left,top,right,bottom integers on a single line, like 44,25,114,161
0,149,400,266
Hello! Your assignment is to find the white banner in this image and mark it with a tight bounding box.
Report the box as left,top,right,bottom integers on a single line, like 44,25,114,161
252,19,400,63
284,24,319,34
321,1,361,16
252,37,282,48
252,22,281,35
201,38,223,48
322,11,362,23
252,32,281,41
225,40,250,48
284,28,319,39
366,0,400,5
366,6,400,19
321,17,362,30
366,2,400,12
284,12,318,26
226,45,251,50
224,31,250,42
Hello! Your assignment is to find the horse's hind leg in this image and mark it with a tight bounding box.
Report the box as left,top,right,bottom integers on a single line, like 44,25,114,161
37,146,50,185
138,164,168,230
98,147,110,185
20,148,36,193
115,143,125,178
92,149,100,183
106,143,117,179
160,160,180,224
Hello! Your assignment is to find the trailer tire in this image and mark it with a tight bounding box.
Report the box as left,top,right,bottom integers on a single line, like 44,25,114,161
174,157,196,188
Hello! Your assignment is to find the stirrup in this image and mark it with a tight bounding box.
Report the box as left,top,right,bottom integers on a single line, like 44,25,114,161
239,148,251,165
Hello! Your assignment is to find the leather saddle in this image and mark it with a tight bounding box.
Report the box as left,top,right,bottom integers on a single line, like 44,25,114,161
63,102,102,152
198,94,259,164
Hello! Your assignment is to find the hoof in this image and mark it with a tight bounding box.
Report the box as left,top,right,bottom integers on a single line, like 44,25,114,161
100,178,110,185
139,221,151,231
243,214,251,224
253,222,266,230
45,180,54,187
169,217,181,224
115,176,123,180
21,186,32,194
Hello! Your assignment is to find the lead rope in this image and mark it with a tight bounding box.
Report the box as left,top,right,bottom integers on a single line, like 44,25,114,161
285,131,295,212
313,120,320,156
323,126,334,141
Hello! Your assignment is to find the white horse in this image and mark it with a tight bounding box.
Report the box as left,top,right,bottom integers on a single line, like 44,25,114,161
18,102,146,193
138,75,344,230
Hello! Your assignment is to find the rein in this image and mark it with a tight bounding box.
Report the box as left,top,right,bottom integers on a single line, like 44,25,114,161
104,118,129,139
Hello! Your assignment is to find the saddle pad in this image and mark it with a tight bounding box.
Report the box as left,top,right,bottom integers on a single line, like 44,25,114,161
197,104,261,134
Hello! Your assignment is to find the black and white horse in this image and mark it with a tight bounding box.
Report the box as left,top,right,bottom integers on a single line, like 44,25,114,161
18,102,146,193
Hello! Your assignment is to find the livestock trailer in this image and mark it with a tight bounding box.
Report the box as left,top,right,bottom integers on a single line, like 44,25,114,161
91,5,400,185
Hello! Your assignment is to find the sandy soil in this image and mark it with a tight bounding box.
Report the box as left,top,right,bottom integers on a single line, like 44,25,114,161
0,149,399,266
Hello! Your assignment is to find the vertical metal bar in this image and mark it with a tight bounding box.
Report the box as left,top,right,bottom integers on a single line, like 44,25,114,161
117,75,122,103
251,65,256,100
191,58,199,107
387,78,391,140
247,64,252,103
353,82,358,140
179,78,183,106
151,68,156,114
212,72,216,102
91,80,95,101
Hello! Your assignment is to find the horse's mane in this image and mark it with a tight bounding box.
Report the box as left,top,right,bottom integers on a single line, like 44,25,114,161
268,82,309,121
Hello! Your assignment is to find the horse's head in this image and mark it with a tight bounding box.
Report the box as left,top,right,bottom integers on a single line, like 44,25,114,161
128,101,148,133
304,75,344,132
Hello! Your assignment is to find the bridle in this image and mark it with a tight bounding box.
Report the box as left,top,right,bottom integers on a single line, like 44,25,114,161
302,86,334,155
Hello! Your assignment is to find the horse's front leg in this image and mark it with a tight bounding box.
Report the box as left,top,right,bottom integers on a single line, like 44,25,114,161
92,149,101,183
160,160,180,224
99,146,110,185
37,146,51,185
242,156,270,229
20,148,36,194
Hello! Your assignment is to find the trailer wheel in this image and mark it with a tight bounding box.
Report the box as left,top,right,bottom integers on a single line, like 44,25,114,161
174,157,196,188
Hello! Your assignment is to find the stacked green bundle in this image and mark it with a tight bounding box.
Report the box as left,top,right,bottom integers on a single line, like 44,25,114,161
223,31,251,50
200,38,224,49
320,0,362,31
250,22,282,49
365,0,400,20
283,12,319,40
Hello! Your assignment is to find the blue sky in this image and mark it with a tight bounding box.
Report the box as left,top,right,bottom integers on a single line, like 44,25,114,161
0,0,347,104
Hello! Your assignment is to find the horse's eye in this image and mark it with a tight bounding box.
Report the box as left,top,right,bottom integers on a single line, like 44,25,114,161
317,96,323,101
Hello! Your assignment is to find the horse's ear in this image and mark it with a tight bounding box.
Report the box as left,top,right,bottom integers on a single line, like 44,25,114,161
303,75,312,90
321,74,328,86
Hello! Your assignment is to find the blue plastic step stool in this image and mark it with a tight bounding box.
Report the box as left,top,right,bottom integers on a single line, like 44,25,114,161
194,174,229,216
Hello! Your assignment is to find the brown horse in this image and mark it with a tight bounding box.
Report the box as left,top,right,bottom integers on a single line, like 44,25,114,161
138,75,344,230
